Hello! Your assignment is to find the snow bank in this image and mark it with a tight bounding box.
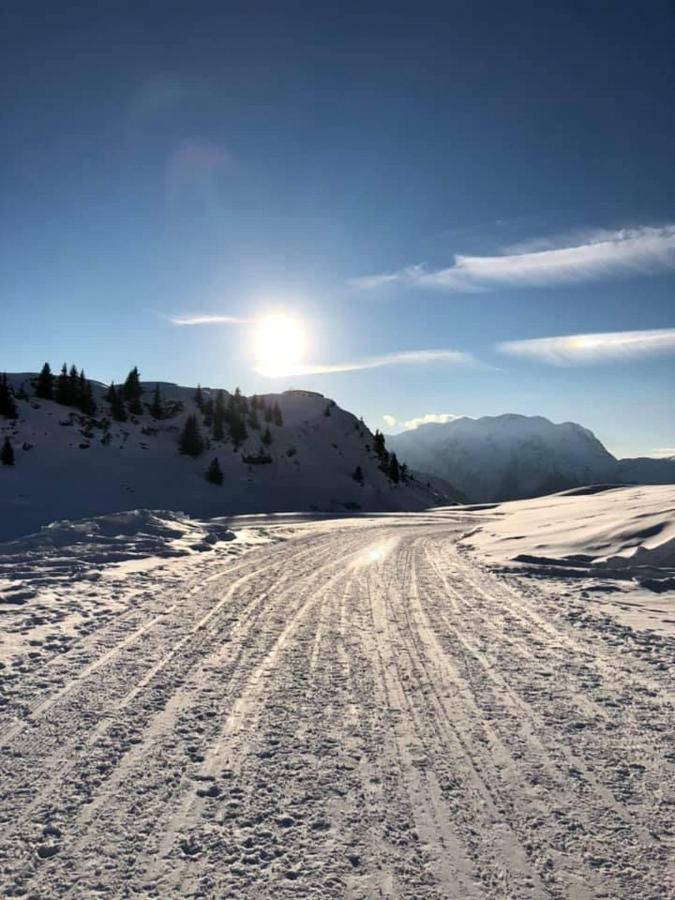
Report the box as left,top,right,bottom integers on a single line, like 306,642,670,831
462,485,675,582
0,509,280,670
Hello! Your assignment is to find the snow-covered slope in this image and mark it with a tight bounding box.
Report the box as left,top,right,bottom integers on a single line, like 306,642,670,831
0,376,455,541
462,484,675,576
617,455,675,485
388,414,625,502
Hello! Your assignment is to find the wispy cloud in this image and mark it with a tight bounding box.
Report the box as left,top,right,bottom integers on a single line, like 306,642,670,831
167,313,251,326
401,413,461,430
649,448,675,459
498,328,675,365
382,414,397,428
255,349,479,378
351,225,675,292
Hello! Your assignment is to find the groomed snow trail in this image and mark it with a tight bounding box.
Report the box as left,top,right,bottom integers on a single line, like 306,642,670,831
0,517,672,898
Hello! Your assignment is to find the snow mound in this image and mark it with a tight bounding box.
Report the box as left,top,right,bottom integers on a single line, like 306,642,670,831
0,509,277,670
2,509,236,557
462,485,675,585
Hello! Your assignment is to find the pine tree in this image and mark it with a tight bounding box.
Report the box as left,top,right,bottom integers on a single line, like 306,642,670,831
67,365,79,405
35,362,54,400
273,402,283,426
108,382,127,422
179,414,205,456
1,436,14,466
212,390,226,440
229,412,247,448
400,462,409,483
352,465,364,484
123,367,143,415
0,374,17,419
324,403,331,417
261,426,272,446
388,452,400,483
149,384,163,419
194,384,204,410
78,370,96,415
247,406,260,430
263,402,273,423
373,429,387,459
205,457,223,485
202,396,214,427
56,364,69,405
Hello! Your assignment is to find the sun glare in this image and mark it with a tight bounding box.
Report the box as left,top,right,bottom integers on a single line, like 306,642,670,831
253,314,307,376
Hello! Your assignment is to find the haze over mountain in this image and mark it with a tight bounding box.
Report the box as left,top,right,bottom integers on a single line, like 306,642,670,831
0,370,454,541
387,414,675,503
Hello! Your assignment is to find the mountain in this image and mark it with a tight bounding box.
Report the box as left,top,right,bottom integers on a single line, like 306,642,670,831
387,414,675,503
0,374,457,541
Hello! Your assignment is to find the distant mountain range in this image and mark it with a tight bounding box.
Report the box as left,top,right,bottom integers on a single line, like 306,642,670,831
387,414,675,503
0,373,456,541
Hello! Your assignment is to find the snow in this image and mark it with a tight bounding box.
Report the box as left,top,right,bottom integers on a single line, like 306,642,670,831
388,413,675,502
0,377,455,541
0,502,675,900
0,509,288,671
0,490,673,896
462,484,675,572
460,484,675,634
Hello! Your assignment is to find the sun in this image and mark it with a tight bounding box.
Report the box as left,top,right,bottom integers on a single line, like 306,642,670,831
253,314,307,375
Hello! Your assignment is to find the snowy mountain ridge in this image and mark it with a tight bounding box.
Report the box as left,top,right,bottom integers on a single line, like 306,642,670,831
387,413,675,503
0,371,455,541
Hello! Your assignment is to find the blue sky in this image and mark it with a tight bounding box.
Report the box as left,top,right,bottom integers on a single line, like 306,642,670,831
1,1,674,457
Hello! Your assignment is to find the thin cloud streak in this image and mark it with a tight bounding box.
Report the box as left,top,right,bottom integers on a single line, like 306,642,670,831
168,313,251,326
351,225,675,292
255,349,479,378
498,328,675,365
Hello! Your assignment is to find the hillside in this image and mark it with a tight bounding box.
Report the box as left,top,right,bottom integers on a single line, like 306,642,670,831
0,371,455,541
387,413,675,503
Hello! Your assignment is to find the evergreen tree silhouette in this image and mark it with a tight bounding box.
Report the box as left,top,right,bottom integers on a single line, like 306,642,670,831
149,384,163,419
1,436,14,466
273,402,283,426
56,364,69,405
206,457,223,485
261,426,272,446
35,363,54,400
247,406,260,430
388,452,400,483
212,390,226,440
352,465,364,484
78,370,96,415
179,414,205,456
68,365,79,405
0,374,17,419
108,382,127,421
123,367,143,415
194,384,204,410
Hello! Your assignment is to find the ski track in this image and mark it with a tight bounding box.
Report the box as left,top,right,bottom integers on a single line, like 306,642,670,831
0,518,672,899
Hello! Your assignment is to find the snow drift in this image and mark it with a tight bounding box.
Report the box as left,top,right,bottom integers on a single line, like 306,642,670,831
462,485,675,584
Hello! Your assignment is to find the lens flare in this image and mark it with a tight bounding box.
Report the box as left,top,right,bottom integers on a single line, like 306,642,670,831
253,314,307,376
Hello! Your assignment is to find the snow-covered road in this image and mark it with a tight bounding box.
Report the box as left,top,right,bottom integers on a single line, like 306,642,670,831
0,515,672,898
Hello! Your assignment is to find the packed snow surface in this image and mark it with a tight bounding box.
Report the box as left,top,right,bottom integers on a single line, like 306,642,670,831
0,491,672,897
